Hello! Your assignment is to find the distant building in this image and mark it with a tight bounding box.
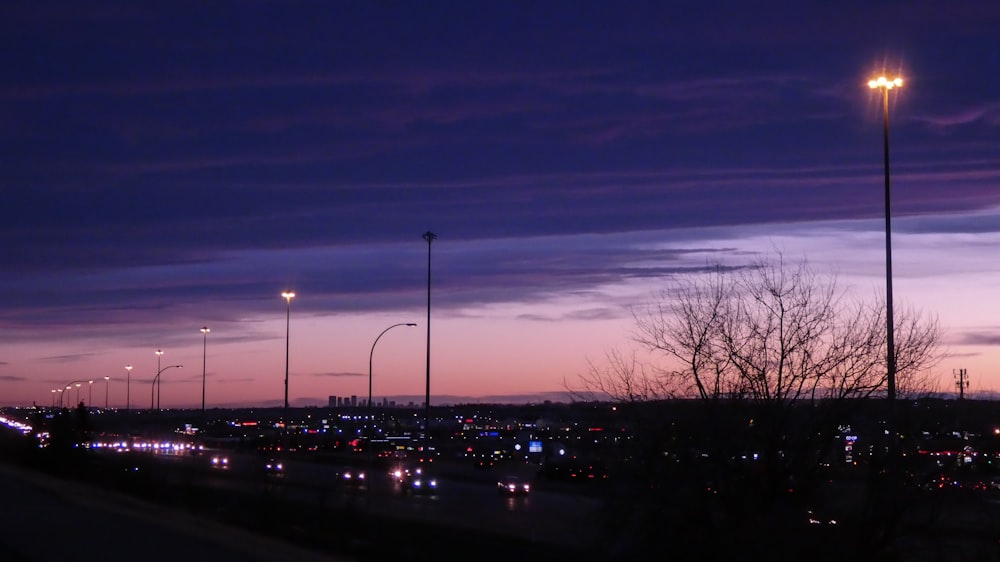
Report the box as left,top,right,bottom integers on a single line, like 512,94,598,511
350,395,357,407
328,396,336,407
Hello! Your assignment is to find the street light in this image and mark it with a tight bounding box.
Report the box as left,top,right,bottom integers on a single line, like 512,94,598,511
103,376,110,409
151,364,183,410
422,231,437,457
88,380,94,408
125,365,133,411
200,327,210,426
155,349,164,409
368,322,416,508
868,74,902,404
125,364,133,433
60,381,88,409
281,291,295,426
50,389,58,408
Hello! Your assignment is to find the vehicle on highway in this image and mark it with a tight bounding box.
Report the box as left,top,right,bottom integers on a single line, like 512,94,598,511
334,468,366,487
210,455,230,470
392,465,437,495
264,458,284,478
497,475,531,496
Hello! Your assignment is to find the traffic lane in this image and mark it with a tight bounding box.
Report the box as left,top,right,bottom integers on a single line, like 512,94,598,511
369,475,602,547
124,450,604,548
0,463,345,562
245,455,603,547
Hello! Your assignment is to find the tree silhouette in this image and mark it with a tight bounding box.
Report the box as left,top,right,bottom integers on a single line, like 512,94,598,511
574,255,944,559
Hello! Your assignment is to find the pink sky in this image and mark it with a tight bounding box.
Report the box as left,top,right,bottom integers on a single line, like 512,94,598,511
9,210,1000,408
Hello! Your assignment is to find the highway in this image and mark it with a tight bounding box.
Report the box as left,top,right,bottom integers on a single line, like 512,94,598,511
0,463,346,562
155,448,604,548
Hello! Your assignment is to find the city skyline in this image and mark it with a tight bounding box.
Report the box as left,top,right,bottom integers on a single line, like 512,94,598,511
3,2,1000,407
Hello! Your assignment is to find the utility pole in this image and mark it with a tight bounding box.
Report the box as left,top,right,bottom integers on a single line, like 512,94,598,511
954,368,969,400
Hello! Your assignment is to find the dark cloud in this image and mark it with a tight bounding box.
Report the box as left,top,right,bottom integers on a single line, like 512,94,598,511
0,375,26,382
310,372,365,378
952,331,1000,347
2,0,999,343
38,353,99,364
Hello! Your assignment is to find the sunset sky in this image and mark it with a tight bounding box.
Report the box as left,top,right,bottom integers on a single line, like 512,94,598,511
3,1,999,408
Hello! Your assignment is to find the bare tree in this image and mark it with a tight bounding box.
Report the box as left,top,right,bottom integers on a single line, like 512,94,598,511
577,255,945,560
626,256,942,407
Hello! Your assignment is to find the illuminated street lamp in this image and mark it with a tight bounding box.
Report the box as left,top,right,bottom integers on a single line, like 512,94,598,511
151,364,183,410
103,376,110,409
50,389,58,408
125,364,133,432
281,291,295,426
88,380,94,407
125,365,133,411
868,74,903,404
155,349,164,408
200,326,210,425
60,380,87,408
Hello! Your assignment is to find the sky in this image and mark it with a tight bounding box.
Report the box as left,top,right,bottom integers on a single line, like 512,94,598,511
2,1,1000,408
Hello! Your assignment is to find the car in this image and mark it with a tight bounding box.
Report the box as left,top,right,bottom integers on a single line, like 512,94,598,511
210,455,230,469
335,468,366,487
497,475,531,496
264,458,284,478
392,465,437,495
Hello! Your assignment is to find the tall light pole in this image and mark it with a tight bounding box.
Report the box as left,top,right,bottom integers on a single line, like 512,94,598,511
155,349,164,410
103,376,110,409
200,327,210,427
868,74,902,405
422,231,437,458
125,364,133,433
75,383,82,406
125,365,133,411
51,389,58,408
281,291,295,427
88,380,94,407
151,364,183,410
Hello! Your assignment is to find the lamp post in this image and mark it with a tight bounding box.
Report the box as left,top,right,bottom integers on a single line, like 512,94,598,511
125,365,133,411
868,74,902,405
151,365,183,410
281,291,295,427
60,381,88,409
155,349,163,411
200,327,210,427
88,380,94,408
368,322,416,508
125,364,133,433
51,389,58,408
103,376,110,409
422,231,437,458
368,324,416,435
